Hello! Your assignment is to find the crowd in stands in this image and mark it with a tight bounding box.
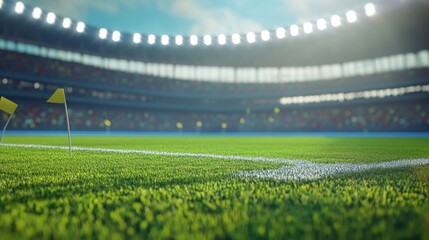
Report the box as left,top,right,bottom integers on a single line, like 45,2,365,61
1,50,428,98
3,100,428,132
0,49,255,94
1,50,429,133
0,78,279,107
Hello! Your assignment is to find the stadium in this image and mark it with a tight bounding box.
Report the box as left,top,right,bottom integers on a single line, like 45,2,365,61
0,0,428,239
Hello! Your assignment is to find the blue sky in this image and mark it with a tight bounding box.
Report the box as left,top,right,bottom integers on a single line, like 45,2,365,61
21,0,365,36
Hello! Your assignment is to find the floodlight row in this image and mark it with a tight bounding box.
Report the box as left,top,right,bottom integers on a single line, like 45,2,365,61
6,1,86,33
4,0,377,47
279,85,429,105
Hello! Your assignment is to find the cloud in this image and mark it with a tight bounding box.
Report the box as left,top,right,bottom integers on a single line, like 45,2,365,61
280,0,362,22
23,0,263,35
156,0,262,34
190,8,263,35
22,0,141,19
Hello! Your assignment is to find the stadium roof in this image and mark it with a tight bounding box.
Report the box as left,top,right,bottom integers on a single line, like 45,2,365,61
0,0,428,67
18,0,369,36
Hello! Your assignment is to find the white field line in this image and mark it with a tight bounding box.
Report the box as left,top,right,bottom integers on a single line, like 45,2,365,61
1,143,429,181
236,158,429,181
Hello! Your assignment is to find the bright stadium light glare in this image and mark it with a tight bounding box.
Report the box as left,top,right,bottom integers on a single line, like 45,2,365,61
261,30,270,41
32,7,42,19
148,34,156,45
62,18,72,29
161,35,169,45
46,12,56,24
317,19,327,30
246,32,256,44
365,3,376,17
331,15,341,27
203,35,212,45
15,1,25,14
76,21,85,33
0,0,3,9
190,35,198,45
303,22,313,34
290,25,299,37
231,33,240,45
99,28,108,39
175,35,183,45
276,27,286,39
346,10,358,23
133,33,141,43
217,34,226,45
112,31,121,42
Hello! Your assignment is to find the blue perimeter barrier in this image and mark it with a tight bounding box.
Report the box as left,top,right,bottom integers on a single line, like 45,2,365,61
4,131,429,137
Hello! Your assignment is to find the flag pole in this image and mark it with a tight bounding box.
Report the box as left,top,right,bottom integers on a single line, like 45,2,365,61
64,100,72,156
0,114,13,144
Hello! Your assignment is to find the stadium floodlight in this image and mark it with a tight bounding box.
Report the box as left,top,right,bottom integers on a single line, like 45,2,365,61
203,35,212,46
261,30,270,41
148,34,156,45
46,12,56,24
99,28,108,39
15,1,25,14
190,35,198,46
365,3,376,17
175,35,183,45
32,7,42,19
62,18,72,29
112,31,121,42
276,27,286,39
317,19,327,30
232,33,240,45
133,33,141,44
290,25,299,37
217,34,226,45
246,32,256,44
76,21,85,33
161,35,169,45
303,22,313,34
331,15,341,27
346,10,357,23
0,0,3,9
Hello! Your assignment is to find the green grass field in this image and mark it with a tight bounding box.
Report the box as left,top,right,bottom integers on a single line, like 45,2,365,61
1,136,429,239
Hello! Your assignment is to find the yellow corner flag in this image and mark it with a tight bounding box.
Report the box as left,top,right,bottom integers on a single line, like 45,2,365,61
47,88,66,104
0,96,18,143
0,96,18,115
46,88,72,156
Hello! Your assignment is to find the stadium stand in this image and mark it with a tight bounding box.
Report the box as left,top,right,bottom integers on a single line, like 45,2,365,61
4,99,429,132
0,0,428,132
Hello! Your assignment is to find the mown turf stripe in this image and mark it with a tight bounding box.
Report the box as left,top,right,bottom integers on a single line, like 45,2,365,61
1,143,428,180
0,143,304,164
